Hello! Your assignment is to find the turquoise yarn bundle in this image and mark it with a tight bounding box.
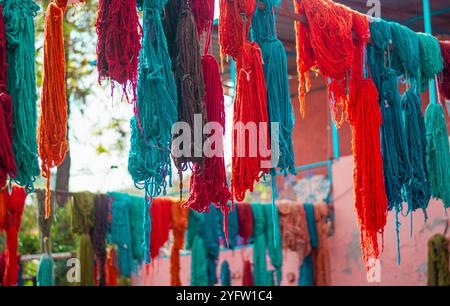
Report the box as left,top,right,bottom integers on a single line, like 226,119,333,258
252,204,282,286
252,0,296,175
3,0,40,191
129,0,177,263
37,255,54,286
186,206,220,286
390,22,420,83
425,103,450,209
401,89,430,215
109,192,136,278
128,195,145,264
220,260,231,286
220,204,239,249
298,254,314,286
418,33,444,92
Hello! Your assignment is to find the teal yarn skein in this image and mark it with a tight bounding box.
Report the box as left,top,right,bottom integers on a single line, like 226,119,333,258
425,103,450,209
128,0,177,264
418,33,444,92
3,0,40,192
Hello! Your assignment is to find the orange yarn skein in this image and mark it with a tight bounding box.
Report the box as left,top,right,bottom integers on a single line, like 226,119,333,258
38,0,69,218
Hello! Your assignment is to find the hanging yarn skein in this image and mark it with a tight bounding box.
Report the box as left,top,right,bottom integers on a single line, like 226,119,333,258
1,186,26,286
170,199,188,286
401,89,430,215
438,41,450,100
427,234,450,286
38,0,69,219
3,0,40,191
96,0,141,101
72,192,96,286
185,0,231,242
91,194,109,285
36,190,55,286
128,0,178,264
220,0,271,202
171,0,207,197
0,3,16,188
149,197,172,260
425,103,450,209
252,0,296,175
418,33,443,92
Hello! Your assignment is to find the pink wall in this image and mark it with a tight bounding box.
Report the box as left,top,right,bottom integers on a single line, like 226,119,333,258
133,156,449,286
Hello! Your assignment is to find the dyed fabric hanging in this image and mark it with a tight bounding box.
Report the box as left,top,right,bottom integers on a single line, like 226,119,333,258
72,192,95,286
171,0,207,193
438,41,450,100
0,3,16,188
128,195,144,264
186,207,220,286
242,259,254,286
170,199,188,286
1,186,26,286
252,204,282,286
427,234,450,286
220,0,271,202
185,0,231,232
220,260,231,286
108,192,136,278
105,246,118,286
278,201,311,263
3,0,40,191
252,0,296,175
418,33,443,92
96,0,141,100
150,197,172,259
312,203,331,286
425,103,450,209
91,194,109,285
128,1,177,264
401,89,430,215
38,0,69,218
36,189,54,286
236,202,253,245
220,205,239,249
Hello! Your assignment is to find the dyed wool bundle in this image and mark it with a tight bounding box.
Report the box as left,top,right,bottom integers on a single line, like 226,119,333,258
220,260,231,286
219,0,271,202
242,259,254,286
252,0,296,175
425,103,450,209
0,3,16,188
38,0,69,218
91,194,109,285
72,192,96,286
185,0,231,229
418,33,443,92
150,197,172,259
162,0,182,64
96,0,141,100
401,89,430,215
236,202,253,244
252,204,282,286
389,22,420,82
1,186,26,286
171,0,207,191
278,201,311,263
170,199,188,286
186,207,220,286
3,0,40,191
438,41,450,100
220,205,239,249
293,0,354,122
128,0,177,264
36,189,54,286
128,195,144,264
378,70,411,214
109,192,136,277
0,188,6,229
105,247,118,286
427,234,450,286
